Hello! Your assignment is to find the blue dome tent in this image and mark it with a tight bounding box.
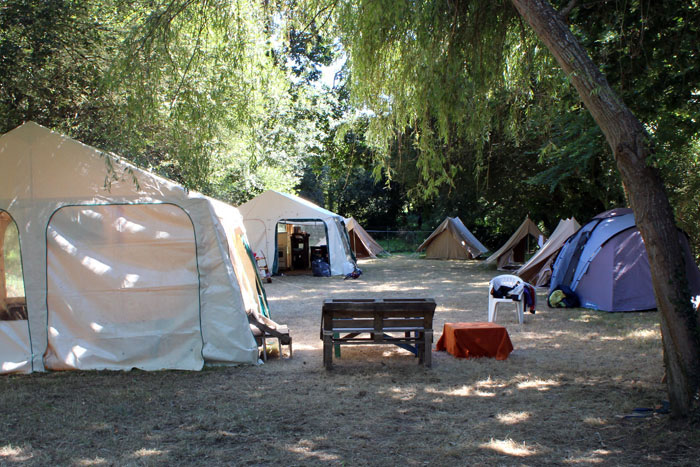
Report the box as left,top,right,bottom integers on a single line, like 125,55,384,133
549,208,700,312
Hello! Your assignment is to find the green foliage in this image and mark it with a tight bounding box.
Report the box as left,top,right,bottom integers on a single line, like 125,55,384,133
293,0,700,256
0,0,110,133
329,0,518,197
293,0,623,243
1,0,324,201
105,0,295,192
563,0,700,255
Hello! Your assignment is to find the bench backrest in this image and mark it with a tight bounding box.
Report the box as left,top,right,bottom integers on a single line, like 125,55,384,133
322,298,435,332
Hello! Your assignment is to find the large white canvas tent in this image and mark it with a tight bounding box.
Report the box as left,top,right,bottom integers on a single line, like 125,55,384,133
515,217,580,287
417,217,488,260
237,190,356,276
0,122,263,373
345,217,386,259
485,217,545,270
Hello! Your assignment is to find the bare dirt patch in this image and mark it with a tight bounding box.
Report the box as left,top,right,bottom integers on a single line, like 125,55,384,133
1,255,697,465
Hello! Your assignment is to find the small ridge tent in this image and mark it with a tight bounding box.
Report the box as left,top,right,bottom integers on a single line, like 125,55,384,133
0,122,263,373
345,217,386,259
549,208,700,312
516,217,580,287
417,217,488,260
238,191,356,276
485,217,545,270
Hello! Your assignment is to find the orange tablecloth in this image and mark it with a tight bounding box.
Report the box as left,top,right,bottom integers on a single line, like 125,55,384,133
436,322,513,360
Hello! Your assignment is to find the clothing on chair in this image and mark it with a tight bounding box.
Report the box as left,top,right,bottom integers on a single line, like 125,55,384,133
523,284,536,313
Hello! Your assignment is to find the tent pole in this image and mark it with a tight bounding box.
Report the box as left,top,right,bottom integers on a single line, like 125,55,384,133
0,215,9,301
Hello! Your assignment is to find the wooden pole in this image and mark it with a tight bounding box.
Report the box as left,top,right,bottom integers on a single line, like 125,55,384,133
0,213,10,301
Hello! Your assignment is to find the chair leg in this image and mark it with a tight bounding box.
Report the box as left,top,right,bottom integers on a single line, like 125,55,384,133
517,300,524,325
488,297,497,322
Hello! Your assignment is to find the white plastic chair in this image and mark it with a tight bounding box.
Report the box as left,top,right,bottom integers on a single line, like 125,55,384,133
488,274,525,325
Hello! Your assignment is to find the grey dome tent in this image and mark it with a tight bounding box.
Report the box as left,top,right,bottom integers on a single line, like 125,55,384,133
417,217,488,260
549,208,700,312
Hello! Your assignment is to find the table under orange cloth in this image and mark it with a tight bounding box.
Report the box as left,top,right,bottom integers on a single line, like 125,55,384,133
436,322,513,360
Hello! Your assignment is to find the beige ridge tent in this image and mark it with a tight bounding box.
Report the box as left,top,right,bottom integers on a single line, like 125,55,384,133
485,216,546,270
345,217,386,259
0,122,264,373
515,217,580,287
417,217,488,260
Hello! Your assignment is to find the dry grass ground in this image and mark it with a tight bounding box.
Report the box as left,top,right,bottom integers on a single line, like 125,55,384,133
1,255,698,466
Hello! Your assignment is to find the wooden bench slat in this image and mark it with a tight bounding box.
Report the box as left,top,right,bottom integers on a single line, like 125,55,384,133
380,319,425,328
325,328,426,335
328,310,433,319
330,319,375,328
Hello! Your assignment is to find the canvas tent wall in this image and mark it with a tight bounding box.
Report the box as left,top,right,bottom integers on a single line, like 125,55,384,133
485,217,545,270
345,217,386,259
549,208,700,312
237,190,356,276
515,217,580,287
417,217,488,260
0,122,262,373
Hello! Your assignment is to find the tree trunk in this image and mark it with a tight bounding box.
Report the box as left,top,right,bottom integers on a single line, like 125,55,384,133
510,0,700,418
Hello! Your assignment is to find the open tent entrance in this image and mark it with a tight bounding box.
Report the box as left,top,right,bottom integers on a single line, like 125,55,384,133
274,220,330,275
485,217,545,270
0,211,31,373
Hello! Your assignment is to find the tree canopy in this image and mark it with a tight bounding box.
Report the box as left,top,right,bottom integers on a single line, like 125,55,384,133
3,0,698,252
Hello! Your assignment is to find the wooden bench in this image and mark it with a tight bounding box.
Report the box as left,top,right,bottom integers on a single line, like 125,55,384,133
321,298,436,370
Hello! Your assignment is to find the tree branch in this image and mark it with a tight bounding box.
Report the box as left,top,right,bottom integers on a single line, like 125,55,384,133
298,0,339,36
560,0,579,20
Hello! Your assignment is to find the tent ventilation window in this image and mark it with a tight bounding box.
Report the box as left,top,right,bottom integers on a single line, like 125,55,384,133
0,212,27,321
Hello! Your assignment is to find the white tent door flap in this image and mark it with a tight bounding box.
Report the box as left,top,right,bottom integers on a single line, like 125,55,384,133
44,204,203,371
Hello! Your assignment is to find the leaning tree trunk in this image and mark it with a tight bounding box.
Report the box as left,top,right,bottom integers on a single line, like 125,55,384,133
510,0,700,418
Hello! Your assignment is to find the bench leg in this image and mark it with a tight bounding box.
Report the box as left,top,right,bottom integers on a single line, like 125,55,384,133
334,332,341,358
423,330,433,368
323,334,333,370
417,332,424,363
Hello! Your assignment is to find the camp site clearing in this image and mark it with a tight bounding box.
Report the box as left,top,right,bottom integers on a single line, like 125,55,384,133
1,255,697,466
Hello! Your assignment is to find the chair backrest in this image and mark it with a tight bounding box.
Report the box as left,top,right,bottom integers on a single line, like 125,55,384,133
489,274,523,291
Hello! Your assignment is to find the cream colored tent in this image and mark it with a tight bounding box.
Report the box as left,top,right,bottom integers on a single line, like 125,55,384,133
417,217,488,260
0,122,263,373
238,190,356,276
515,218,580,286
345,217,386,259
485,216,545,270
